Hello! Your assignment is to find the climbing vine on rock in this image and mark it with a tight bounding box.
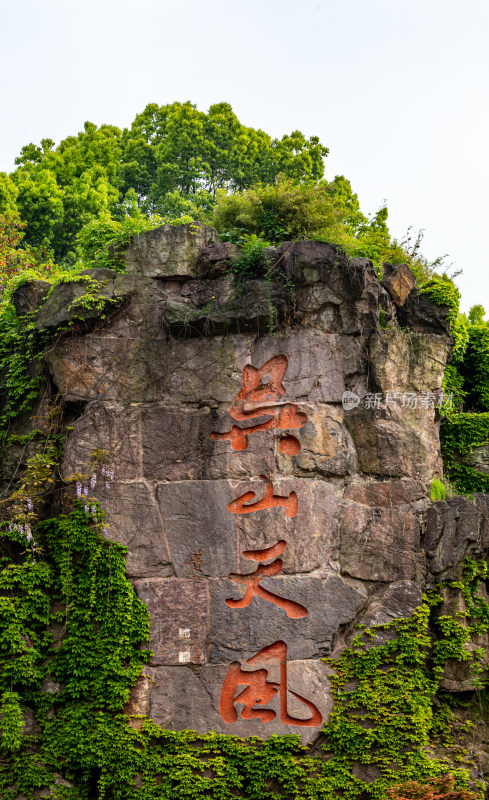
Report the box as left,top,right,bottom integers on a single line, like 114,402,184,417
1,444,487,800
440,414,489,495
0,401,488,798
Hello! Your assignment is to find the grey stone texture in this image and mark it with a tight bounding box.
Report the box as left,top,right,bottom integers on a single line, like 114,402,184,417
209,574,364,662
144,658,333,744
18,223,489,738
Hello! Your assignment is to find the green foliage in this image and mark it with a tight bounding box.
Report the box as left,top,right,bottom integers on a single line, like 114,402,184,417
442,365,467,414
9,104,327,260
13,124,122,261
429,560,489,686
213,177,438,275
387,773,479,800
9,102,441,279
468,305,486,325
214,178,346,244
458,324,489,412
0,692,24,753
75,211,163,272
433,293,489,491
12,168,65,248
430,478,447,501
440,413,489,494
0,174,19,216
40,504,151,710
227,234,271,286
0,465,152,797
316,606,469,800
420,276,469,364
121,101,327,208
0,308,50,431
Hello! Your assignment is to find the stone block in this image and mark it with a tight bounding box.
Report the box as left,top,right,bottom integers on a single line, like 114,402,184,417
344,403,442,481
234,477,339,574
278,404,358,477
369,330,448,393
62,403,141,480
145,658,332,744
339,501,421,582
157,480,237,578
13,280,51,317
251,331,354,404
95,481,172,579
133,578,209,665
360,581,423,629
121,223,220,278
141,404,277,482
343,479,426,507
425,497,482,578
168,334,249,405
47,332,171,403
381,264,416,306
209,575,364,661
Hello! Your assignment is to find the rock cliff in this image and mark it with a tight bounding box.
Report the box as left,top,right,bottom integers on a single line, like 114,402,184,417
4,224,489,784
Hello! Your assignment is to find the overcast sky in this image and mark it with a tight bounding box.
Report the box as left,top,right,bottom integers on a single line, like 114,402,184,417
1,0,488,312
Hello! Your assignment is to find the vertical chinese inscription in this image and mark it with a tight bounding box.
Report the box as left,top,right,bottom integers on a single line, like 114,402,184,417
210,355,322,728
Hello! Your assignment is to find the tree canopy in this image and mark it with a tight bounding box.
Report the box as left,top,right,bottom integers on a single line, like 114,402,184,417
3,102,328,260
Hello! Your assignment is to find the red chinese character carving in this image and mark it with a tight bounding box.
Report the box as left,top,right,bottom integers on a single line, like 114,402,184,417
220,640,322,726
228,479,298,518
210,355,307,451
226,541,307,619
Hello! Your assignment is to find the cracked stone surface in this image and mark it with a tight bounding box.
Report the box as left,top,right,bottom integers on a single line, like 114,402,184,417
17,223,486,735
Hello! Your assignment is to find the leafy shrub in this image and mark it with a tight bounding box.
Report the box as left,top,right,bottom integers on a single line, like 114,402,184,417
75,209,163,272
440,413,489,494
458,324,489,412
430,478,447,501
213,176,447,276
214,177,348,244
420,276,469,364
386,773,479,800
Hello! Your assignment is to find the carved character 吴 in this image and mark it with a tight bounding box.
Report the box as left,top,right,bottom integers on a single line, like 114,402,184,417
210,355,307,451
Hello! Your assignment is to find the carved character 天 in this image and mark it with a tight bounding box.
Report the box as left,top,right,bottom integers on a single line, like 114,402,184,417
226,540,308,619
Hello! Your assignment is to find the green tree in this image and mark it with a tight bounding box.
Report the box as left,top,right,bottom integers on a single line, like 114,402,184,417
120,101,329,212
468,304,486,325
12,168,64,246
0,173,19,215
10,105,329,257
12,123,122,259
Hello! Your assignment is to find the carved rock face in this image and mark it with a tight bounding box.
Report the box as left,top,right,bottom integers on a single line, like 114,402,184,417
20,224,481,737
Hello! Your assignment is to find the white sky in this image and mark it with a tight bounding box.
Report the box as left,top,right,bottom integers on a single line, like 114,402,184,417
1,0,488,312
